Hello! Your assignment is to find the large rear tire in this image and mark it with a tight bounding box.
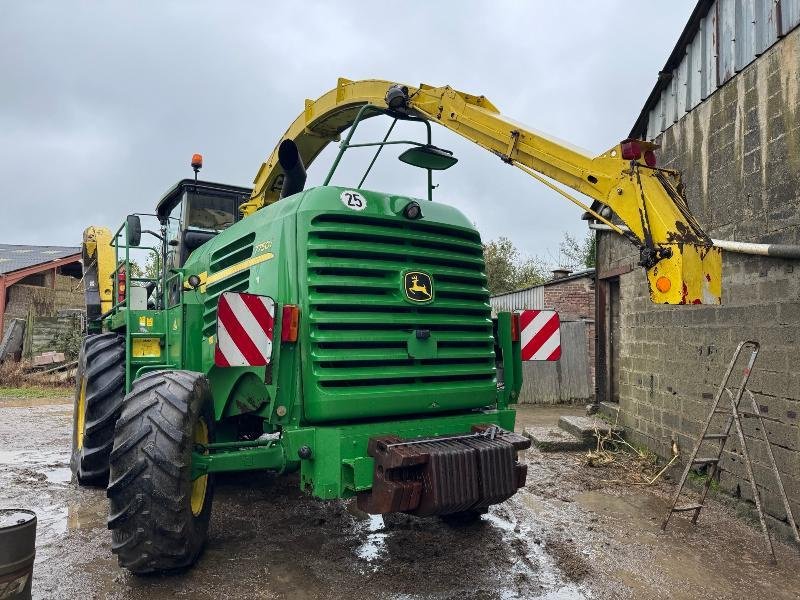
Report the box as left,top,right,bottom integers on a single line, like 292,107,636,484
107,370,214,574
70,332,125,486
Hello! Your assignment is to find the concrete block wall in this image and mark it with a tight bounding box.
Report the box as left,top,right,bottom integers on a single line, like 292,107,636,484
597,26,800,532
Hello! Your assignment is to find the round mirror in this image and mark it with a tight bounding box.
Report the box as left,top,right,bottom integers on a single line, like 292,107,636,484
398,145,458,171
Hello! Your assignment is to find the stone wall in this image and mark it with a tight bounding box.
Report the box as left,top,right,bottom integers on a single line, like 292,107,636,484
597,26,800,534
3,273,84,337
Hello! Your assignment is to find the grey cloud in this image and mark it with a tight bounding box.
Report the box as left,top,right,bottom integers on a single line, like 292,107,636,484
0,1,694,263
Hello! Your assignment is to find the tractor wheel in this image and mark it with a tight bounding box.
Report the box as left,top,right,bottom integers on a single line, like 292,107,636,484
70,332,125,486
107,370,214,574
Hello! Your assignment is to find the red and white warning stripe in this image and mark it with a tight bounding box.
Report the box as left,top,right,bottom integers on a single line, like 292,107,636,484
519,309,561,361
215,292,275,367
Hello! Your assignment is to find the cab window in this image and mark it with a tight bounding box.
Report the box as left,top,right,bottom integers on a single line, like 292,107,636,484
185,192,237,231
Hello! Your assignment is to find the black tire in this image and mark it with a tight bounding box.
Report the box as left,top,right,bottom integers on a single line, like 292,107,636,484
107,370,214,574
70,332,125,486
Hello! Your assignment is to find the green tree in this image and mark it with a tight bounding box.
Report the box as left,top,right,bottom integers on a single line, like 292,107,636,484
559,231,596,270
127,260,144,278
483,237,546,295
143,252,162,279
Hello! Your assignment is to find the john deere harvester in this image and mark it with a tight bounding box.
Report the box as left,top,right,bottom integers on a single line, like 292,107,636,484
72,80,722,574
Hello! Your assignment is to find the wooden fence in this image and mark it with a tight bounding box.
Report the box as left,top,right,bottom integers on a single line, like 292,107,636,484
517,320,591,404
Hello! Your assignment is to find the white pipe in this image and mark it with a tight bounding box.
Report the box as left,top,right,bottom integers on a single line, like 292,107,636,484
588,223,800,259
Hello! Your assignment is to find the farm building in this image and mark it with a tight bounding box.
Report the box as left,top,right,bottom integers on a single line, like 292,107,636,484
491,268,595,404
0,244,84,360
594,0,800,537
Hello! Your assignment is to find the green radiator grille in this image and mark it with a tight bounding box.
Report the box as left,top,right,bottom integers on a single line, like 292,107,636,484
202,233,255,336
307,213,495,392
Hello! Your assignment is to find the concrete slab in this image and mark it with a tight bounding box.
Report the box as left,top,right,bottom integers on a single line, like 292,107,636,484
558,415,623,443
523,426,586,452
596,402,620,422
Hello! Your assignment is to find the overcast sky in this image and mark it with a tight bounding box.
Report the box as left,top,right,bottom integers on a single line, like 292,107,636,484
0,2,695,265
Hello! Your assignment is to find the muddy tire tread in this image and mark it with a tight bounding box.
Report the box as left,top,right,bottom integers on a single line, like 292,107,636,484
71,332,125,486
107,370,213,574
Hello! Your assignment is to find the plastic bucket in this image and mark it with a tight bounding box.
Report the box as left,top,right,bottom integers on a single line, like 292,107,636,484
0,510,36,600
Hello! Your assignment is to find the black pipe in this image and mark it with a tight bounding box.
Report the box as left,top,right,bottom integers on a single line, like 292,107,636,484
278,139,307,199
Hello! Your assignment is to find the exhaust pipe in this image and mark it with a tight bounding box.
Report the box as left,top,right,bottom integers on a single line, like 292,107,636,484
278,139,307,199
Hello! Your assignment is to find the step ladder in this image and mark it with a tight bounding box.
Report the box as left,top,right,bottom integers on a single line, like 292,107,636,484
661,341,800,562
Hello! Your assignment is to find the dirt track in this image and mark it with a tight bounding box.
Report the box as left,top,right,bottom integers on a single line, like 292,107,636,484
2,396,799,600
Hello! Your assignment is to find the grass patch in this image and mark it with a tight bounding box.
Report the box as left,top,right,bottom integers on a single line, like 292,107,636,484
0,386,69,399
687,469,721,492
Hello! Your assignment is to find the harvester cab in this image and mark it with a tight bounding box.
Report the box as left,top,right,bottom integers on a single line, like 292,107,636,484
154,178,251,269
73,79,722,576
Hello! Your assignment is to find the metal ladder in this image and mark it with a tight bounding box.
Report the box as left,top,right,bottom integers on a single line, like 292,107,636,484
661,341,800,562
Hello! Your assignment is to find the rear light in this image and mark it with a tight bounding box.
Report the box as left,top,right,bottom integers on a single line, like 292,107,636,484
644,149,657,168
510,313,520,342
656,276,672,293
281,304,299,342
117,268,126,303
620,139,642,161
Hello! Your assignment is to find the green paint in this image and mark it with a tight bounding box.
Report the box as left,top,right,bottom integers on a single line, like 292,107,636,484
103,183,523,502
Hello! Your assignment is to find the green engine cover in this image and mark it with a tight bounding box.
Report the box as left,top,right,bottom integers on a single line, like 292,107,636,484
181,186,495,425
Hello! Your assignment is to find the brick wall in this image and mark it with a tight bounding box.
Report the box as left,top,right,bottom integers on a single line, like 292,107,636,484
597,27,800,534
543,276,595,386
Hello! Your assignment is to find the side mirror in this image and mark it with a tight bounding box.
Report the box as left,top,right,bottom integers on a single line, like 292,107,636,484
126,215,142,247
398,145,458,171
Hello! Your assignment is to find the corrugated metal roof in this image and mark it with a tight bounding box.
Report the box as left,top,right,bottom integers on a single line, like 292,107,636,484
0,244,80,275
632,0,800,140
490,286,545,313
489,268,595,313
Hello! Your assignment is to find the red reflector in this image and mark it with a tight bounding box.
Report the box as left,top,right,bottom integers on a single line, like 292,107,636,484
281,305,299,343
644,149,657,167
117,268,126,302
620,139,642,160
511,313,520,342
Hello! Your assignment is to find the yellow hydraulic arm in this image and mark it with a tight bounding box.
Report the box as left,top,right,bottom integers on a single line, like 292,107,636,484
81,226,116,322
243,79,721,305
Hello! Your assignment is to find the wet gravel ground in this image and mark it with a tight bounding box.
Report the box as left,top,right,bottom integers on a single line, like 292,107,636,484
2,396,799,600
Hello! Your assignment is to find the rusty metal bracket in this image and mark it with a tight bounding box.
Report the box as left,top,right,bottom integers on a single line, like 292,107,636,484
501,130,520,164
357,425,530,516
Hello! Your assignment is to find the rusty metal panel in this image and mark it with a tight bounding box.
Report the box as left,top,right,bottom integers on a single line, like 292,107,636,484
639,0,800,142
780,0,800,33
672,72,681,124
755,0,779,53
735,0,757,71
689,31,703,109
702,7,719,99
656,92,666,135
648,92,664,139
659,88,670,133
647,102,657,140
719,0,737,83
662,81,674,130
676,51,689,116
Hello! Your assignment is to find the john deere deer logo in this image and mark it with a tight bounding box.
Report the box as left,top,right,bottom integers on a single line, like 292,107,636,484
404,271,433,303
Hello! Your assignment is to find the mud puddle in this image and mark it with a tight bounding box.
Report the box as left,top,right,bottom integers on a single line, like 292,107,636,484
1,398,591,599
3,400,800,599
